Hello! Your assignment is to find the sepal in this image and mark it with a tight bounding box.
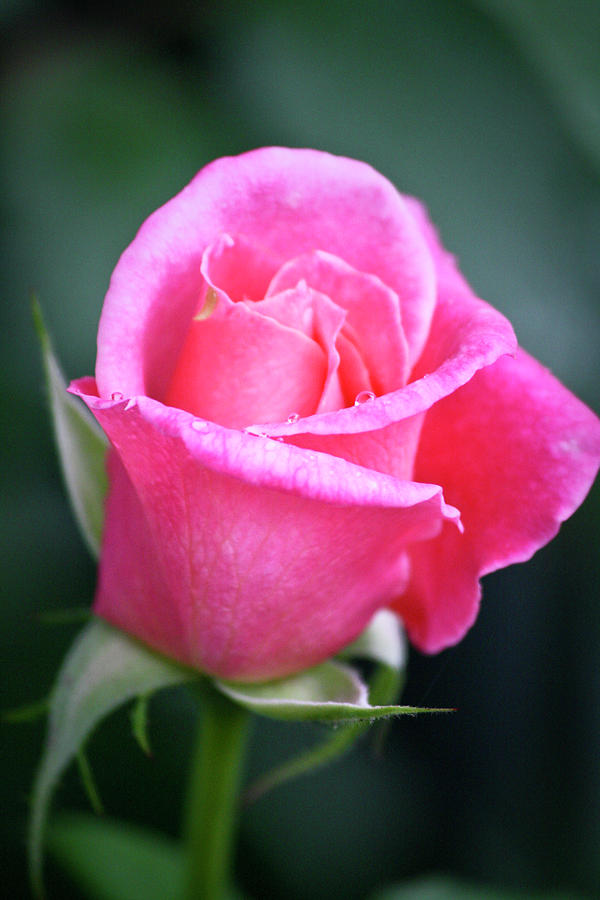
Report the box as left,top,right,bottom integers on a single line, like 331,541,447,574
33,298,108,558
29,619,194,898
215,609,429,723
235,610,447,802
216,658,439,722
338,608,406,670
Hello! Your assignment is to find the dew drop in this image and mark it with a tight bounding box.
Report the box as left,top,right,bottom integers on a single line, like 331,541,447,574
111,391,124,401
191,419,209,432
286,412,300,424
354,390,375,406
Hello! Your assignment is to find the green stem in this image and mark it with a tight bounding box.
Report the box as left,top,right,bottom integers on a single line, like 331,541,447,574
184,681,250,900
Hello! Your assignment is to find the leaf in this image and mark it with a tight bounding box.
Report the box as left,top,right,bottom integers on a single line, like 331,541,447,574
47,813,184,900
216,660,446,723
2,697,49,724
47,812,246,900
130,694,152,756
370,876,584,900
29,619,195,898
76,748,104,815
33,297,108,558
242,716,364,806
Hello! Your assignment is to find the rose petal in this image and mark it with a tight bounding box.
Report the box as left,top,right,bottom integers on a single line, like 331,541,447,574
200,231,280,303
97,450,188,656
256,283,346,413
285,413,425,483
95,148,435,400
70,380,460,681
397,348,600,652
165,300,327,428
257,214,517,438
267,250,410,392
335,327,376,407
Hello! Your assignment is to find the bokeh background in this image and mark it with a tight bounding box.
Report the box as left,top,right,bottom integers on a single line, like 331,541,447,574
1,1,599,898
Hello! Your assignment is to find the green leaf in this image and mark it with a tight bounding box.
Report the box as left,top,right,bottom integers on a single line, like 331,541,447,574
33,297,108,558
48,813,184,900
2,697,49,724
47,812,246,900
370,876,584,900
76,748,104,815
130,694,152,756
242,716,365,806
216,660,447,722
29,619,195,898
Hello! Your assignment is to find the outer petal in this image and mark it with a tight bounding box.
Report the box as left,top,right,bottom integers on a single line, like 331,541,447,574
397,349,600,652
95,147,435,401
285,414,425,483
70,380,460,681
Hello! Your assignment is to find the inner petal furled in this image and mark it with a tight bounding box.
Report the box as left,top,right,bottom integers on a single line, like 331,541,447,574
267,250,410,393
166,301,327,428
257,282,348,413
200,232,280,302
335,326,376,406
169,235,390,429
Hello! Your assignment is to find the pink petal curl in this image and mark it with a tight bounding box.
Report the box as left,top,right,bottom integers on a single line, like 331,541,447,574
398,349,600,652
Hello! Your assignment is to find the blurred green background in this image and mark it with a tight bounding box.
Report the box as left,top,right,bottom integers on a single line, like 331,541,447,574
1,1,599,898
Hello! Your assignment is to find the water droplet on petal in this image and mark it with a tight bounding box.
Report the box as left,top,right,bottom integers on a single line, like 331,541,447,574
286,412,300,424
354,390,375,406
191,419,209,432
111,392,124,401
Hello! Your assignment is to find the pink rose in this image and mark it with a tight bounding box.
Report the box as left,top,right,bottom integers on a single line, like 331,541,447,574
71,147,600,682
